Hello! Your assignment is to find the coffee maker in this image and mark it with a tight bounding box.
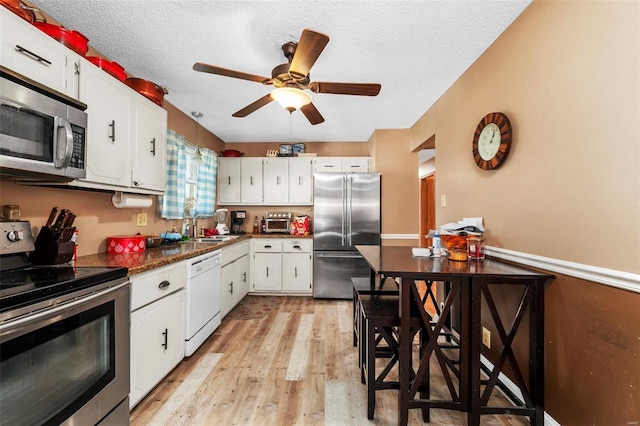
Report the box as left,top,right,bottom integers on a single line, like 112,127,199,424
230,210,247,234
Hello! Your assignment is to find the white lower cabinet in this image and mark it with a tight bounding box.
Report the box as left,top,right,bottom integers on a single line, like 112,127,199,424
221,241,250,317
251,238,312,295
129,261,187,408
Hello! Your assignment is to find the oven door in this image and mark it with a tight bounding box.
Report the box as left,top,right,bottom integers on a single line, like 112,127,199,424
0,282,130,426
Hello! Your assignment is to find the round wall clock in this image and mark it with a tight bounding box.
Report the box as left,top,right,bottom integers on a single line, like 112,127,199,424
472,112,512,170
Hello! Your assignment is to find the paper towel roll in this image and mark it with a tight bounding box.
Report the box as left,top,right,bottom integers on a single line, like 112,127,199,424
112,192,153,209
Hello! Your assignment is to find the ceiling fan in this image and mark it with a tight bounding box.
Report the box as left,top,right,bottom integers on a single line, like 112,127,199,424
193,29,381,125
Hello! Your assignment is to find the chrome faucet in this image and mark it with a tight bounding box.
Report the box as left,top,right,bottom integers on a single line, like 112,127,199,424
192,215,207,238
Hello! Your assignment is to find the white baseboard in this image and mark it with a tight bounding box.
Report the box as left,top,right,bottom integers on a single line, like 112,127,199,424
480,354,561,426
381,234,418,240
485,246,640,294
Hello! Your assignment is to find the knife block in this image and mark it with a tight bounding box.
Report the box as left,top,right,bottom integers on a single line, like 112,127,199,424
28,227,75,265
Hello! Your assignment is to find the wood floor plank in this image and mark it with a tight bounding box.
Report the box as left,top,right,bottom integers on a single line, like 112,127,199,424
131,296,531,426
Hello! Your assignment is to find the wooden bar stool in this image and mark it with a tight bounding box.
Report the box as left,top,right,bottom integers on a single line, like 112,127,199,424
360,293,422,420
352,277,399,373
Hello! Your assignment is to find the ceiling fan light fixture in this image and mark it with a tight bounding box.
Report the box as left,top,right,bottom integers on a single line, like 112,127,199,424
270,87,312,112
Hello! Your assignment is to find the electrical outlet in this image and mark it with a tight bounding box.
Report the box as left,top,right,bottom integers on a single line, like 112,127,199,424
440,194,447,207
136,213,147,227
482,327,491,348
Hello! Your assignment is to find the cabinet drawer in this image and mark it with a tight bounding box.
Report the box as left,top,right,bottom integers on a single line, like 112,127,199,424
314,157,342,172
222,240,249,265
252,239,282,252
282,239,312,253
130,261,187,311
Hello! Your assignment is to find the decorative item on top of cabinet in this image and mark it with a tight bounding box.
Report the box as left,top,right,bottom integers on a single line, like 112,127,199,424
472,112,512,170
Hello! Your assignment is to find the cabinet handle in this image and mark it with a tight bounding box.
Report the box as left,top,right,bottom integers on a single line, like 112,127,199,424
250,176,253,185
276,176,280,185
228,176,231,185
325,164,334,168
242,272,247,282
299,176,302,185
229,281,233,295
264,245,272,249
266,267,269,278
161,328,168,350
158,280,170,289
108,120,116,142
150,138,156,156
293,245,301,250
15,45,51,65
295,267,298,278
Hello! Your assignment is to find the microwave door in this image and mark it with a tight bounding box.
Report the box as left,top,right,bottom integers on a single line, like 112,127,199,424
0,101,54,161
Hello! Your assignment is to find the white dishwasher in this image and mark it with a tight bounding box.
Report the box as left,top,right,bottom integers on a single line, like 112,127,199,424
185,249,222,356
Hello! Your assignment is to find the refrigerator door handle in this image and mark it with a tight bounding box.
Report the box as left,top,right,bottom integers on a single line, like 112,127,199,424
341,175,347,247
346,175,352,247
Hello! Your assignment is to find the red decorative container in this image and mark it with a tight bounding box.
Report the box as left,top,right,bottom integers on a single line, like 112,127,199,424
86,56,127,82
106,235,145,254
33,22,89,56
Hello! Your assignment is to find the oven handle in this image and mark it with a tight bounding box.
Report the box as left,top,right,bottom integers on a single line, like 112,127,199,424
0,282,129,334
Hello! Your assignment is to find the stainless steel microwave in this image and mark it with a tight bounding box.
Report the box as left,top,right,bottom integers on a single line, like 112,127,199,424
0,67,87,181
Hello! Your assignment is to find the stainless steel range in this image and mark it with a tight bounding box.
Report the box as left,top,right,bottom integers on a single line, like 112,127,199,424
0,220,131,426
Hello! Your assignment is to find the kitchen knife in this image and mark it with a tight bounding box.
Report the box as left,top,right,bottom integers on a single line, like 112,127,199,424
52,209,68,231
46,207,59,228
62,212,76,229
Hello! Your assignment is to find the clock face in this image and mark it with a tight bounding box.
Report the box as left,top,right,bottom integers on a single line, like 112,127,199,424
478,123,500,160
472,112,512,170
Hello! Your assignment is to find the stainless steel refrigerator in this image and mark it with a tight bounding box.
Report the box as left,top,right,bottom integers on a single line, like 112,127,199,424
313,172,381,299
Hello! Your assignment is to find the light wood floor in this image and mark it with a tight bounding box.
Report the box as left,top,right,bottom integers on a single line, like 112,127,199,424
130,296,530,425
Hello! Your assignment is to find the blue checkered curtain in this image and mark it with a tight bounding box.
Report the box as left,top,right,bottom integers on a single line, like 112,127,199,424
161,130,187,219
194,147,217,217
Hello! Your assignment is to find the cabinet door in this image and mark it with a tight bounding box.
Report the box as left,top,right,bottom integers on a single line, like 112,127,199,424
253,253,282,291
289,158,313,205
282,253,312,293
218,158,241,204
241,158,263,203
342,157,370,173
0,8,67,95
263,158,289,204
131,96,167,191
314,157,342,173
81,62,131,186
236,254,250,303
221,261,237,318
130,290,185,407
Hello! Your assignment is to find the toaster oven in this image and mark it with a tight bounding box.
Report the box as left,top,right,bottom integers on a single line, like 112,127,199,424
264,212,293,233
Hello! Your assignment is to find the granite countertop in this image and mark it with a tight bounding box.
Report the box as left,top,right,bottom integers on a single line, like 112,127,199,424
75,233,312,275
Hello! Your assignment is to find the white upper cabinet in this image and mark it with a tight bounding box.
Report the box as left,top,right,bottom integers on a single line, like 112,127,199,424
80,62,131,187
130,95,166,192
217,158,242,204
288,158,313,205
0,8,80,99
240,158,264,204
314,157,371,173
263,158,289,204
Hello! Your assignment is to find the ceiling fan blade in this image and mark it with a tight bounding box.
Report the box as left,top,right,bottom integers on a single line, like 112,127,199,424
232,94,274,117
309,81,381,96
289,29,330,79
193,62,270,84
300,102,325,125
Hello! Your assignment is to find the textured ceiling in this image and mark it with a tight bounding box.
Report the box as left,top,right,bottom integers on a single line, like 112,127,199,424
31,0,531,143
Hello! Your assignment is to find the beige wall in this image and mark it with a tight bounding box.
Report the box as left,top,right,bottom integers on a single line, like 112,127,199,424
409,1,639,424
411,0,639,274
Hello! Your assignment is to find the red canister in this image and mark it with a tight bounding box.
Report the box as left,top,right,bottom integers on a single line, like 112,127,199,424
106,235,146,254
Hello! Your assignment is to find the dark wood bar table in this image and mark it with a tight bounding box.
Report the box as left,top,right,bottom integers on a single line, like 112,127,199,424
356,245,554,426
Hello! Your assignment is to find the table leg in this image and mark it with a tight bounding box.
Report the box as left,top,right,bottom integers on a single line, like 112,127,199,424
531,279,545,426
468,278,481,426
398,277,411,426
